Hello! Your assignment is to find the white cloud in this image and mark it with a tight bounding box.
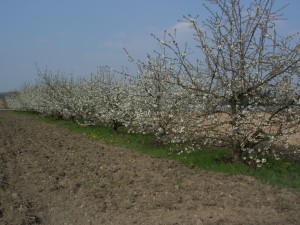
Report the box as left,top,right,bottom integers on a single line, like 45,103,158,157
117,32,126,38
102,40,123,49
166,21,194,45
81,32,157,71
100,32,155,52
170,21,191,34
82,22,196,70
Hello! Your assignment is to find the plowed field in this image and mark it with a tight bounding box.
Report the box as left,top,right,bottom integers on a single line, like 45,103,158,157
0,111,299,225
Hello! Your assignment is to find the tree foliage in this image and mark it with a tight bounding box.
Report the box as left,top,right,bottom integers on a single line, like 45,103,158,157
6,0,300,166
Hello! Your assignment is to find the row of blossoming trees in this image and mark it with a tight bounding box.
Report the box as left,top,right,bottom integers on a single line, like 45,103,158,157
6,0,300,166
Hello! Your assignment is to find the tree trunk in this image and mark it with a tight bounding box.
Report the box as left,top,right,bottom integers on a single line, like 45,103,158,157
232,144,242,162
112,120,122,133
231,97,242,162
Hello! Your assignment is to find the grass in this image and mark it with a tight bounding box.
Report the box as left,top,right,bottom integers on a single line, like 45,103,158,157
14,111,300,190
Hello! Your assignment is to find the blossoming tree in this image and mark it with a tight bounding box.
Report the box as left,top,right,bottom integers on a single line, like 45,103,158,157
124,50,195,144
152,0,300,164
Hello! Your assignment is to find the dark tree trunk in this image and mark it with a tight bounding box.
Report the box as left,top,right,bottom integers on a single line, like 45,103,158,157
112,120,123,133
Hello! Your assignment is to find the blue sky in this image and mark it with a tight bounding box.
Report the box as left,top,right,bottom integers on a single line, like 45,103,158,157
0,0,299,92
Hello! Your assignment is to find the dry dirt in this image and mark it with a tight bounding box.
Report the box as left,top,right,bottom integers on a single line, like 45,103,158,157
0,111,300,225
0,98,6,109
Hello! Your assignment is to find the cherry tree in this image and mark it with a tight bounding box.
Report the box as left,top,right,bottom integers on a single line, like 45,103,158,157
34,67,85,121
6,84,43,112
152,0,300,164
90,66,136,132
124,51,193,144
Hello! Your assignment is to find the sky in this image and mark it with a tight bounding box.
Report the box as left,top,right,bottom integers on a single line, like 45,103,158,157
0,0,299,92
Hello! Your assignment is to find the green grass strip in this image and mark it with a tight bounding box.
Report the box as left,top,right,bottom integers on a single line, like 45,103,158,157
14,111,300,190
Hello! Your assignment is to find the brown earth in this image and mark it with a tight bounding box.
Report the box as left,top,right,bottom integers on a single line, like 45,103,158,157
0,98,6,109
0,111,300,225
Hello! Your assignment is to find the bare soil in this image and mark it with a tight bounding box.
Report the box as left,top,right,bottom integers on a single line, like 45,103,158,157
0,111,300,225
0,98,6,109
